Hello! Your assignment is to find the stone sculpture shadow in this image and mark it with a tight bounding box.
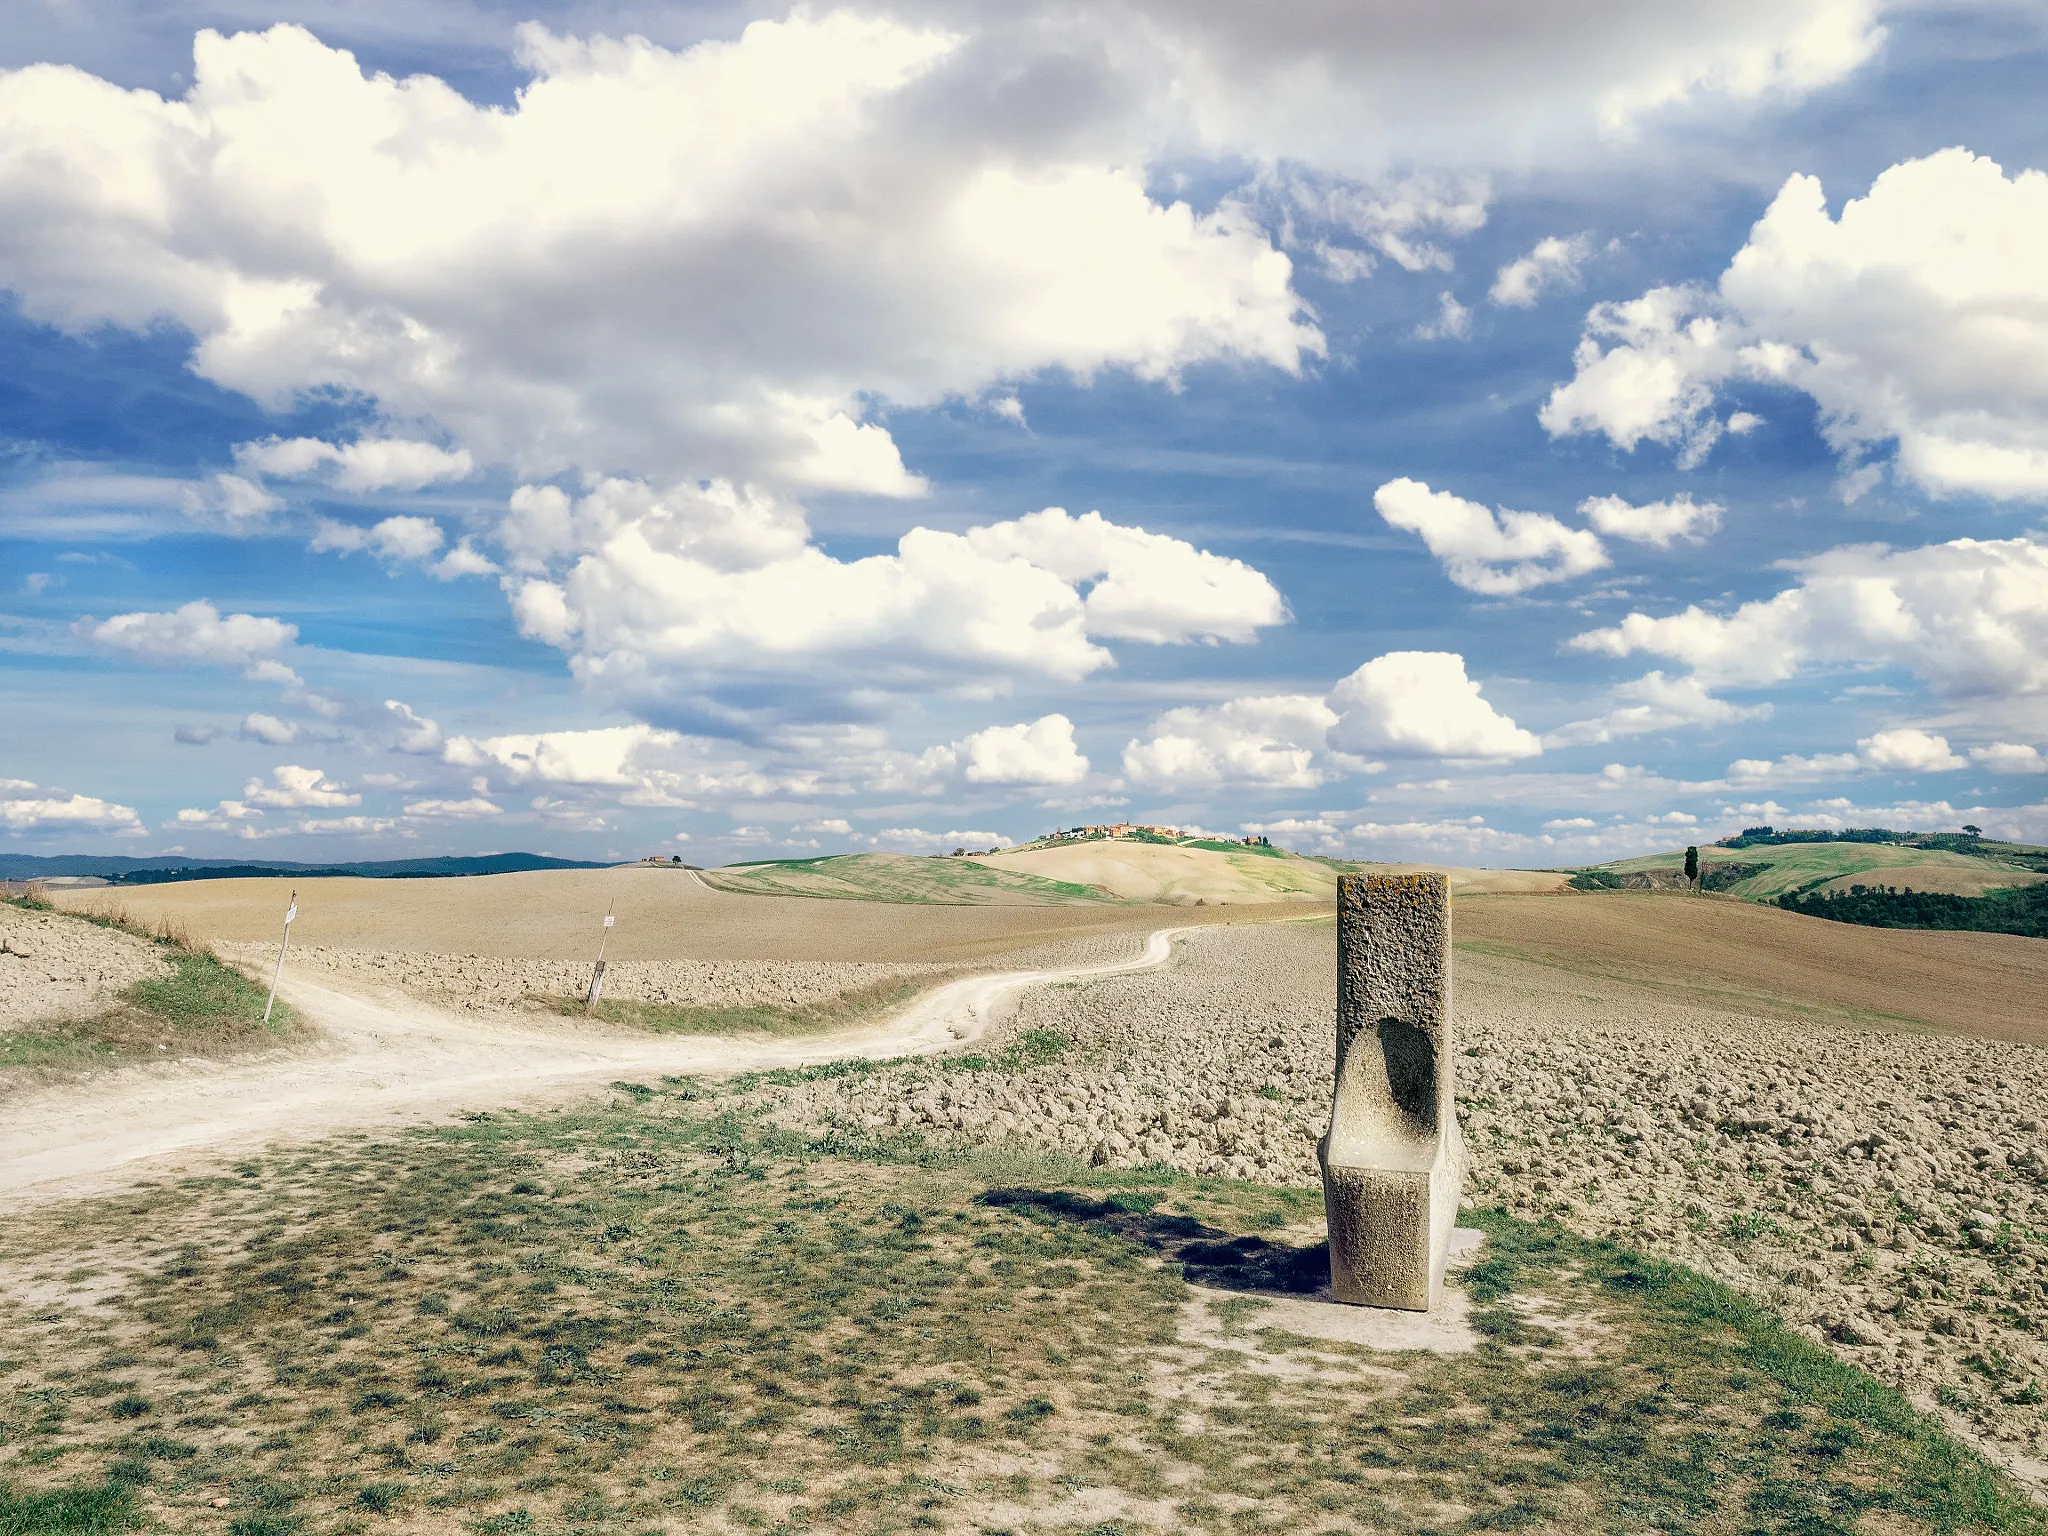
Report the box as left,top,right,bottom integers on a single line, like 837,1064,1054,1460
976,1188,1328,1294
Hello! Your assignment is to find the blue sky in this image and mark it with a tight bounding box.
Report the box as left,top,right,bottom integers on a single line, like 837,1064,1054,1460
4,0,2047,865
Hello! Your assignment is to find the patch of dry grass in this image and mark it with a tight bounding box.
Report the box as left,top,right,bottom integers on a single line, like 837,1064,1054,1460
547,973,941,1037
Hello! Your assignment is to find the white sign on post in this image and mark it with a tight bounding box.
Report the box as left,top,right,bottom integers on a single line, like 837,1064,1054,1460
264,889,297,1026
587,902,616,1010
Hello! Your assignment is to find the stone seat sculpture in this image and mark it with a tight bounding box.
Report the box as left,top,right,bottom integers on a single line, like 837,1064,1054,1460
1319,871,1465,1311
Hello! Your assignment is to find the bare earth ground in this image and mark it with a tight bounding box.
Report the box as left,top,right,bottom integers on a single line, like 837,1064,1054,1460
1458,891,2048,1045
53,869,1255,961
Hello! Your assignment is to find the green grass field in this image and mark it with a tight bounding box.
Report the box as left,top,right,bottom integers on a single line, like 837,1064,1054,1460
1,1082,2038,1535
701,854,1116,906
1593,842,2048,900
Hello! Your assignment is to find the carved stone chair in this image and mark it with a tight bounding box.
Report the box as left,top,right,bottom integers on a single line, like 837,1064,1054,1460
1318,872,1465,1311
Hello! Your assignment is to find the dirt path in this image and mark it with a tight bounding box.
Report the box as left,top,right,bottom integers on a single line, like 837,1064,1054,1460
0,927,1187,1210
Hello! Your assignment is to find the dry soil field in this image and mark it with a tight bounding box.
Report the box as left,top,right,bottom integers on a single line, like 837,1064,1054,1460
1458,890,2048,1045
743,900,2048,1480
52,868,1256,962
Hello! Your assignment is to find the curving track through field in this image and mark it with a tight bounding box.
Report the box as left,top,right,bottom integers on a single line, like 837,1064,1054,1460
0,918,1188,1210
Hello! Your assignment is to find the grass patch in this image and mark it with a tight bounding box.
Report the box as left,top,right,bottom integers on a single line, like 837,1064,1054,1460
0,1092,2038,1534
943,1027,1069,1073
0,1480,140,1535
0,892,292,1076
699,852,1115,905
547,972,933,1037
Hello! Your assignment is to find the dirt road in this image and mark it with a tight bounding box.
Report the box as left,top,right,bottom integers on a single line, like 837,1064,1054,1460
0,927,1187,1209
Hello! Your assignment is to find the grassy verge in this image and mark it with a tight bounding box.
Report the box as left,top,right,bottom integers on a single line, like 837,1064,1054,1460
0,1086,2038,1535
1,889,292,1076
541,973,938,1038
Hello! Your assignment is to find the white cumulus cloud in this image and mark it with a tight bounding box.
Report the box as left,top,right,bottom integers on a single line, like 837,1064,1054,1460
1123,651,1539,786
1543,148,2048,499
236,437,475,493
240,765,360,809
1570,534,2048,697
1327,651,1542,760
403,797,503,818
510,497,1285,692
1374,477,1608,595
923,715,1091,787
312,516,447,564
1413,291,1473,341
1578,492,1722,547
0,20,1319,495
383,701,444,756
443,723,807,806
1490,234,1593,307
962,508,1286,647
84,600,299,682
239,713,298,746
0,784,145,835
1857,726,1965,773
1121,695,1338,789
181,472,283,527
1547,670,1769,746
1971,742,2048,774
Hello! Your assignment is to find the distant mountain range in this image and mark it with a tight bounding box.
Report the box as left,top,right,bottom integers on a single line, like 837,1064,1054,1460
0,852,612,882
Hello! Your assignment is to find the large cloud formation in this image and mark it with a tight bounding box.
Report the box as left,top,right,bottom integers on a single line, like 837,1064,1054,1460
0,19,1317,493
501,492,1286,690
0,3,1904,491
1543,148,2048,499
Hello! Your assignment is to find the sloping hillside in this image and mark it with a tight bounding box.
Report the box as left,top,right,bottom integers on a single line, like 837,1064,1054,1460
979,841,1335,904
1598,841,2047,900
699,853,1116,905
979,840,1570,903
1459,889,2048,1044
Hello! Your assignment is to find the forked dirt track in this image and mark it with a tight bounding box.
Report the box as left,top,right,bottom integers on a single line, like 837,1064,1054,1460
0,925,1188,1210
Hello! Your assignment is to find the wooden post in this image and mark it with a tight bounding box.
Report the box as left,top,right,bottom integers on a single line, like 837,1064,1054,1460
586,901,614,1011
263,889,297,1026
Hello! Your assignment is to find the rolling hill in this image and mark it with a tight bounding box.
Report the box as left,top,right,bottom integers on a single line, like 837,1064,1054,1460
1590,839,2048,900
698,852,1118,905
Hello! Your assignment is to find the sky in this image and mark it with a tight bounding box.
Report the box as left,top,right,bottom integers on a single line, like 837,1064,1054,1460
3,0,2048,868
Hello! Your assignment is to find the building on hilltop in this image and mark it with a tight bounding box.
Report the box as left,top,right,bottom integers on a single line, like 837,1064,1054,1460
1038,824,1274,849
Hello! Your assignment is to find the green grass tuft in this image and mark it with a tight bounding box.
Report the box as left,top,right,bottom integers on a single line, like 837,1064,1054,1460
561,973,926,1037
127,950,287,1035
0,1481,140,1536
